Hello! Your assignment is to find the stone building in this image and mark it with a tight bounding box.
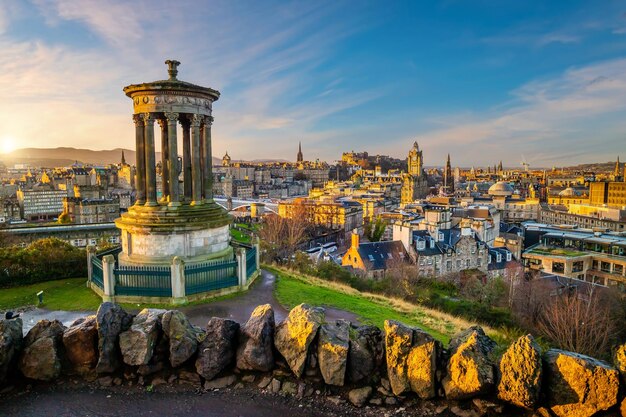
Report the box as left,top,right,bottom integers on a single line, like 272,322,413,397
400,142,429,205
278,198,364,238
63,197,120,224
341,231,410,279
589,181,626,208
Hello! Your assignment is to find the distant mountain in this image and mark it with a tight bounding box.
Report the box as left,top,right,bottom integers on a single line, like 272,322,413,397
563,161,620,172
0,147,221,168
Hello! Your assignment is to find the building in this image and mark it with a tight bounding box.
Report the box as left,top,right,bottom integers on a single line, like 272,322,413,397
401,142,429,205
278,198,364,238
342,231,409,279
16,187,67,221
522,223,626,290
539,203,626,232
0,222,120,248
297,142,303,163
63,197,120,224
589,181,626,208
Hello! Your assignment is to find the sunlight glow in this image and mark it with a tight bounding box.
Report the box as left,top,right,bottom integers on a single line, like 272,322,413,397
1,137,16,154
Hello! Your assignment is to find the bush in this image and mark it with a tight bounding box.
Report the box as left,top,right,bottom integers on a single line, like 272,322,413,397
0,238,87,288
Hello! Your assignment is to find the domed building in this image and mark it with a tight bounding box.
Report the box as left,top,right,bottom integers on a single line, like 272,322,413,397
488,181,514,197
222,151,231,167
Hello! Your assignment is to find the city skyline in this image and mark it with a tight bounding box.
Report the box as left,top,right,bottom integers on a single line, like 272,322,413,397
1,1,626,166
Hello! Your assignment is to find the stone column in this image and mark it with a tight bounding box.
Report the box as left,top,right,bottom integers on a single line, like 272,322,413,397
170,256,186,304
133,114,146,205
102,255,116,302
181,118,192,201
190,114,203,205
158,118,170,202
143,113,157,206
203,116,214,201
165,112,180,206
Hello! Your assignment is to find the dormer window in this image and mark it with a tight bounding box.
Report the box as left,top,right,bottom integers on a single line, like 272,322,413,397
506,252,512,262
497,253,502,263
417,240,426,250
438,232,444,241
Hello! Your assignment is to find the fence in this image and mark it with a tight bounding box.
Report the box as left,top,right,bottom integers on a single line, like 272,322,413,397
246,246,257,278
91,256,104,290
185,259,238,295
88,242,260,302
114,265,172,297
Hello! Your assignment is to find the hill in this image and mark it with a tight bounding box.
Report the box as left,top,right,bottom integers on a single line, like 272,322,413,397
0,147,222,167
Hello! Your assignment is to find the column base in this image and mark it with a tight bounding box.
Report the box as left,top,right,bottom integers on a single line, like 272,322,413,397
145,201,158,207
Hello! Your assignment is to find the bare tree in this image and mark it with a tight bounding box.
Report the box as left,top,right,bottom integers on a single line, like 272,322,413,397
537,287,619,358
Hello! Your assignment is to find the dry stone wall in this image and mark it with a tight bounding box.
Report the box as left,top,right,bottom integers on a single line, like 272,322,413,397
0,302,625,417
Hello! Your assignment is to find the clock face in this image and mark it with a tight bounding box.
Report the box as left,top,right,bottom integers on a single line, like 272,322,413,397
412,156,417,161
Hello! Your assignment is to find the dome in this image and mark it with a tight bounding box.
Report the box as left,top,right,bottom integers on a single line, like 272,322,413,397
559,187,576,197
488,181,514,197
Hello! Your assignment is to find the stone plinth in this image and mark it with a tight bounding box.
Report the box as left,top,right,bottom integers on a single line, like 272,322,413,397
115,200,232,266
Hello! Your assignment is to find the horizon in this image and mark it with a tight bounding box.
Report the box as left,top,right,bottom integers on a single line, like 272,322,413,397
1,1,626,165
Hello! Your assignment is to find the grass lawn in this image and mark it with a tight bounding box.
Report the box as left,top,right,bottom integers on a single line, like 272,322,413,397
0,278,102,311
269,266,513,345
230,228,251,244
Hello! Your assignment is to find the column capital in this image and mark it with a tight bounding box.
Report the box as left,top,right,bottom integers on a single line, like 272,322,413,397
164,111,179,125
132,114,144,126
204,116,214,126
189,113,204,128
142,112,155,124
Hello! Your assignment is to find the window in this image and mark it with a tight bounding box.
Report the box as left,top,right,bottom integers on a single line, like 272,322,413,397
368,255,375,262
417,240,425,250
496,254,502,263
446,260,452,271
466,259,470,268
456,260,461,268
506,252,512,262
477,258,482,267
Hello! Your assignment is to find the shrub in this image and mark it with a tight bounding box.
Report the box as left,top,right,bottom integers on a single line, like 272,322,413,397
0,238,87,288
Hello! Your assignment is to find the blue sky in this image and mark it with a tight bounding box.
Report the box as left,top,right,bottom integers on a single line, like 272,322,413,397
0,0,625,167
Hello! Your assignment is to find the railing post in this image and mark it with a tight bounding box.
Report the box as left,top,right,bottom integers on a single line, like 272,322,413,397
102,255,116,302
236,248,246,288
86,245,97,287
171,256,187,305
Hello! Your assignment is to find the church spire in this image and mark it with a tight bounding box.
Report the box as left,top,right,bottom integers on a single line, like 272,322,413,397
615,156,621,178
297,141,303,163
121,150,126,165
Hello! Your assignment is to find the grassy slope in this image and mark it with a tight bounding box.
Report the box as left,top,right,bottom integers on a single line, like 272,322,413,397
269,266,513,345
0,278,102,311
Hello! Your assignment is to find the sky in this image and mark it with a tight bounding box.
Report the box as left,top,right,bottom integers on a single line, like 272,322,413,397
0,0,626,167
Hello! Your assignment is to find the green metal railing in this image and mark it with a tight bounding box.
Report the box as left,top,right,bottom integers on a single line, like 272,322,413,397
91,257,104,289
246,247,257,278
114,265,172,297
185,259,238,295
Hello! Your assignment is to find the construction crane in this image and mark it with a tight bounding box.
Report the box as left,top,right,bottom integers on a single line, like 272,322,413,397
521,155,530,171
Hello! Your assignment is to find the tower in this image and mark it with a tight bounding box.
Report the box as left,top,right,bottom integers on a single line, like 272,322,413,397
115,60,231,267
297,142,303,163
614,156,622,181
121,150,126,166
444,154,454,193
222,151,231,167
408,141,422,177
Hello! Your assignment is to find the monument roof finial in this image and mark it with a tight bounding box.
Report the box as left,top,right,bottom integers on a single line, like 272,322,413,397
165,59,181,81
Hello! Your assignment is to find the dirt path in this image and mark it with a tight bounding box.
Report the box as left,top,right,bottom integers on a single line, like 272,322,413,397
17,270,361,334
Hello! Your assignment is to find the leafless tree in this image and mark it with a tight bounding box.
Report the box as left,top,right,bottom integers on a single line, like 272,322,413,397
537,287,618,358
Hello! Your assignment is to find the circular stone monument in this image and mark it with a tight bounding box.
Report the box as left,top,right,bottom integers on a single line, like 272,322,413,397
115,60,232,266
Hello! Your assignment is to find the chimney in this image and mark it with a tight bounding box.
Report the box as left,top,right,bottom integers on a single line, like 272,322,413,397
351,229,360,249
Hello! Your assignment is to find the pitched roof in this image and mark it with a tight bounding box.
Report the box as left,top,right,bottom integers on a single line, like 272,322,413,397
357,240,409,271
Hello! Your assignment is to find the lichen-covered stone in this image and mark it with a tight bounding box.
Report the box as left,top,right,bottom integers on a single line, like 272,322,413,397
347,325,384,384
162,310,204,368
19,320,66,381
544,349,620,417
318,319,350,386
615,343,626,384
119,309,165,366
63,315,98,373
497,334,542,409
236,304,275,372
407,328,440,399
274,304,324,378
0,317,23,384
195,318,239,380
442,326,496,400
384,320,440,398
95,302,133,374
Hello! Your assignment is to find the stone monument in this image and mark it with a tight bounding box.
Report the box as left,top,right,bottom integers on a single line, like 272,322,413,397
115,60,232,266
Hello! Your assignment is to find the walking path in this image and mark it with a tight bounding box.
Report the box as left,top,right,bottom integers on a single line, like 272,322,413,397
18,270,360,333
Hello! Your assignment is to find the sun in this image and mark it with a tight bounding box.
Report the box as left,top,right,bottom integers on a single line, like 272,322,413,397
1,136,16,154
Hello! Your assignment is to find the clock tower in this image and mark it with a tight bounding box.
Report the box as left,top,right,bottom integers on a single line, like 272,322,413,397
408,141,422,177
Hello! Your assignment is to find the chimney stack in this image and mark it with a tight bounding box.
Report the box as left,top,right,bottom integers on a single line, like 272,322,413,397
351,229,360,249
